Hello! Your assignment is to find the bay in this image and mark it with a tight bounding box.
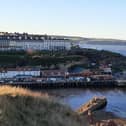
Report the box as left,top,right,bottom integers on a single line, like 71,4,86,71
79,43,126,56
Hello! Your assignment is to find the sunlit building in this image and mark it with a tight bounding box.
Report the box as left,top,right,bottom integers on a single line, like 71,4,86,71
0,32,73,51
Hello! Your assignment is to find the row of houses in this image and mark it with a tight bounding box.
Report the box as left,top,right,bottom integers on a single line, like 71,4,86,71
0,68,90,83
0,68,72,79
0,68,41,79
0,32,75,51
0,67,113,81
0,39,73,51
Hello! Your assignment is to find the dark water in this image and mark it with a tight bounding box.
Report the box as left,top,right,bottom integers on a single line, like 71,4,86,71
43,88,126,118
69,66,85,73
79,43,126,56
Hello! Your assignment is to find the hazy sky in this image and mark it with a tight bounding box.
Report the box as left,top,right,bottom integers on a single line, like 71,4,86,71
0,0,126,39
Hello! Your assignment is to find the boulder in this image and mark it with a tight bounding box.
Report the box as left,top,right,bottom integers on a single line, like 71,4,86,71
77,96,107,115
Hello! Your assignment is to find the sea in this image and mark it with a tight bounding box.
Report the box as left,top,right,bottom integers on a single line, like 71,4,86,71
79,43,126,56
43,88,126,118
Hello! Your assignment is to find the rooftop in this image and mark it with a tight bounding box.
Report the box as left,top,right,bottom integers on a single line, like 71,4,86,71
0,32,70,41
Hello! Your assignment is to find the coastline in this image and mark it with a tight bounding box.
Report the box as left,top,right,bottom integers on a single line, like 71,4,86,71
86,110,126,125
0,85,126,125
39,87,126,120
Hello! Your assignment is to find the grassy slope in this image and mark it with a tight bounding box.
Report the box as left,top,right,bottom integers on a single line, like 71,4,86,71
0,86,88,126
0,49,126,72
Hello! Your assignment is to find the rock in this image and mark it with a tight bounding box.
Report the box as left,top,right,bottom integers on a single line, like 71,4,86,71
96,119,122,126
76,96,107,115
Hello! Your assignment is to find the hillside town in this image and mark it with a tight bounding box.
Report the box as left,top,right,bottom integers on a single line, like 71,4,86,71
0,32,126,87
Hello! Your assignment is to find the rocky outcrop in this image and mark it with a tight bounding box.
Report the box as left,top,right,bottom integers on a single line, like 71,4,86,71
95,119,126,126
77,96,107,115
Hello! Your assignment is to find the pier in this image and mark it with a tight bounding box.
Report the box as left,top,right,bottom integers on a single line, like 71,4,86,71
0,80,118,89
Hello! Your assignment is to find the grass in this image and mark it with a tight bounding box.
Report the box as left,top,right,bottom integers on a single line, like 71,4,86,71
0,86,44,97
0,86,88,126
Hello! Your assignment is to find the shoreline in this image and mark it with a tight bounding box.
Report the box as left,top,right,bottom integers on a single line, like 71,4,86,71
37,88,126,120
0,85,126,125
85,110,126,125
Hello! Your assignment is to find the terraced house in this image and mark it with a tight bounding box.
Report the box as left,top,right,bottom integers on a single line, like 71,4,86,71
0,32,73,51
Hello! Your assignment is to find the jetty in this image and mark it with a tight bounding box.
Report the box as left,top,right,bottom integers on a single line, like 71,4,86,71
0,80,117,89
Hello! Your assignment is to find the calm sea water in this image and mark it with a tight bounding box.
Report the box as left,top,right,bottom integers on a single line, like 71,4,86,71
79,43,126,56
43,88,126,118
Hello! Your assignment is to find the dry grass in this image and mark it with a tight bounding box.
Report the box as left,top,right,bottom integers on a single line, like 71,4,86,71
0,86,88,126
0,86,47,97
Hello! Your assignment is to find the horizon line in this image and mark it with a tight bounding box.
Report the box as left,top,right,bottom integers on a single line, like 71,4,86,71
0,30,126,41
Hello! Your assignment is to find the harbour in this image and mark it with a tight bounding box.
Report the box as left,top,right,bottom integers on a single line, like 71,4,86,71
1,0,126,125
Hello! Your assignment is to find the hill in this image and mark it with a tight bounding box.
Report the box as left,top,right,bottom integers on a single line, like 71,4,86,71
0,86,126,126
0,86,88,126
52,35,126,45
1,49,126,72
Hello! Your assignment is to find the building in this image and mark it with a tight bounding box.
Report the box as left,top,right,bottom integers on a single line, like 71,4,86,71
0,40,10,50
91,75,113,80
99,64,112,74
41,69,67,77
0,68,40,79
0,32,73,51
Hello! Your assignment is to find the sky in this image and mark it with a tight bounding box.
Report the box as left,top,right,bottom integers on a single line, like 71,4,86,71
0,0,126,40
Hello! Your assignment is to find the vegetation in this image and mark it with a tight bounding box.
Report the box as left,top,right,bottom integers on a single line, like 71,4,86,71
68,49,126,72
0,86,88,126
0,50,82,67
0,49,126,72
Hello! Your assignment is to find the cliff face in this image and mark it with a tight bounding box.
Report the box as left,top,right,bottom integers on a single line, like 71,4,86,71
0,86,88,126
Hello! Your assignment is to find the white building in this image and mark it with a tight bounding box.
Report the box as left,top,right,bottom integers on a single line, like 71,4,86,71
7,39,72,51
44,39,72,50
0,32,75,51
103,67,112,74
0,68,40,79
15,40,45,50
